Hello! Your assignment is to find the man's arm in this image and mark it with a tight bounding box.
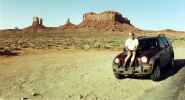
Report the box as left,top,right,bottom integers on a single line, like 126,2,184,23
135,39,139,50
125,39,129,50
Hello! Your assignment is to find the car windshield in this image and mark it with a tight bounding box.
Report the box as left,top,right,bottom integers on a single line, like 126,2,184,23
138,38,159,51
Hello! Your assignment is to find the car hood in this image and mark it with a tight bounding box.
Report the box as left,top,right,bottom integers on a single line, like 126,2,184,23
115,48,159,60
137,48,159,58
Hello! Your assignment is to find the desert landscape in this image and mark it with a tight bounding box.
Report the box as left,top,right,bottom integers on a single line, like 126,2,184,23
0,10,185,100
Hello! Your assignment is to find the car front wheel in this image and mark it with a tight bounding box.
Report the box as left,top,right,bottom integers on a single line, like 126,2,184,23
113,72,125,79
151,63,161,81
112,64,125,79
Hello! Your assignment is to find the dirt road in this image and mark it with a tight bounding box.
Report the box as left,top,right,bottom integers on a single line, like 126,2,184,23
0,48,185,100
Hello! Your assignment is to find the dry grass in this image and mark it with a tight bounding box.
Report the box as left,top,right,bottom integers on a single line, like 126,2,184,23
0,29,185,52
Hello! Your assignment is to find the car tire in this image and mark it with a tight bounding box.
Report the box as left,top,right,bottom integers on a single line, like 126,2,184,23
112,64,125,79
151,63,161,81
113,72,125,79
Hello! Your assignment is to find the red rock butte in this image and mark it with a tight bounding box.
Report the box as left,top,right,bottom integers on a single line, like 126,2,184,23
22,11,137,32
79,11,136,31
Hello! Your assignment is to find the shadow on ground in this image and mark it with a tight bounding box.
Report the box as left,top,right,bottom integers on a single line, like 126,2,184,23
160,59,185,80
0,50,20,56
125,59,185,81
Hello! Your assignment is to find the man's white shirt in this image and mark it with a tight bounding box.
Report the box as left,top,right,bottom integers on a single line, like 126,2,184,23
125,38,139,51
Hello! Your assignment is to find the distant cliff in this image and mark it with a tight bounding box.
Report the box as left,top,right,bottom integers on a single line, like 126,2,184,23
22,11,138,32
79,11,136,31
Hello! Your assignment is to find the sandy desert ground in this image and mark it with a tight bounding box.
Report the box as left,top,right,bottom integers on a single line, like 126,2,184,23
0,47,184,100
1,7,185,100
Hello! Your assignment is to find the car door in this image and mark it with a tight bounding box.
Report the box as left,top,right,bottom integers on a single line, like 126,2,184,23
163,37,174,58
158,37,168,67
161,37,171,64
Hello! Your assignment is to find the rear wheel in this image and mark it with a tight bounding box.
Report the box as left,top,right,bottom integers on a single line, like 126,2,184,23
151,63,161,81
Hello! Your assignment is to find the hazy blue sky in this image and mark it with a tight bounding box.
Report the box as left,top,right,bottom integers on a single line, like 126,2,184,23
0,0,185,31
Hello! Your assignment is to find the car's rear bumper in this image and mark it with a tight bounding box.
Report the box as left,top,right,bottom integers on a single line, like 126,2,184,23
113,63,153,75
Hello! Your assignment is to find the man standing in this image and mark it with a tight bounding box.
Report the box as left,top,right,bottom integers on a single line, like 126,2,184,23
123,32,139,69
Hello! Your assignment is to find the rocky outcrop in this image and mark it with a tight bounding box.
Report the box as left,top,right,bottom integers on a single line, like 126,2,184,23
79,11,136,31
23,16,46,32
22,11,137,32
61,18,77,29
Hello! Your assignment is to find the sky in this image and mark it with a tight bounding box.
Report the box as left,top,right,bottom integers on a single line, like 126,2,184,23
0,0,185,31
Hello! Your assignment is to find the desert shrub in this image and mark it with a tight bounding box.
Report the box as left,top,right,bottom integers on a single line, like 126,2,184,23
81,44,90,50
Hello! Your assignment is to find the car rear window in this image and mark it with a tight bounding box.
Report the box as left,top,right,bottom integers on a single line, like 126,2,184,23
138,38,159,50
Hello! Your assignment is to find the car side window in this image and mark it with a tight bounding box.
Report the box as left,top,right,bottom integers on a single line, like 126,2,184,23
159,38,166,48
162,37,169,46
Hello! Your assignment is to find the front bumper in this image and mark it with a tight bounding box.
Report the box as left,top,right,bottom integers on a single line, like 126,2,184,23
113,63,153,75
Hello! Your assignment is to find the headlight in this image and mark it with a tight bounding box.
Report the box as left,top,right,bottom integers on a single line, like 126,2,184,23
141,56,148,63
114,58,120,64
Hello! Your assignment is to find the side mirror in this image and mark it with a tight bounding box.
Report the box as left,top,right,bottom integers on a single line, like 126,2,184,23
160,45,168,49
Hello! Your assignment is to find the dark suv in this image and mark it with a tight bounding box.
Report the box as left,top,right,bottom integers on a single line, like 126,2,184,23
112,34,174,81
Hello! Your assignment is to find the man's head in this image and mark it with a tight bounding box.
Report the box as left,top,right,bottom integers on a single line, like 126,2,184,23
129,32,135,39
